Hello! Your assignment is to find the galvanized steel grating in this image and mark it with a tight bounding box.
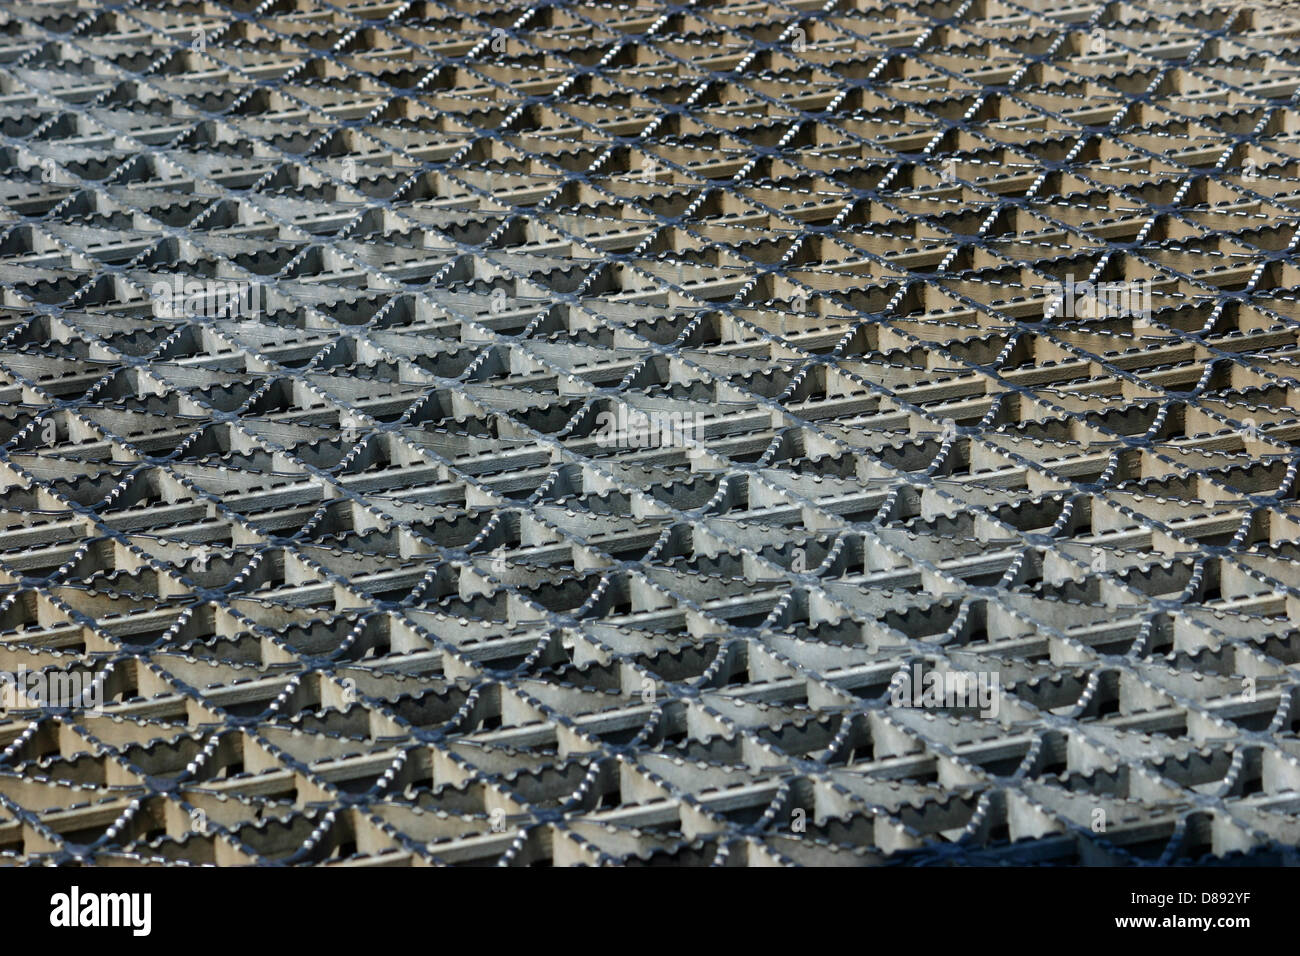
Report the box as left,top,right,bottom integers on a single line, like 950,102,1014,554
0,0,1294,866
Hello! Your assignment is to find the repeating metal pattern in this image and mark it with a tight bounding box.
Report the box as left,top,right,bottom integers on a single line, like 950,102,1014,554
0,0,1297,866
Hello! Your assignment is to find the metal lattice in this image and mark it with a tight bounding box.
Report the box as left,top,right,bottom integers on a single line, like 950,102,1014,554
0,0,1298,866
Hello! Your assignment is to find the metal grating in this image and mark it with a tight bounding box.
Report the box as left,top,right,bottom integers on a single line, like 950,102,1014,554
0,0,1297,867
